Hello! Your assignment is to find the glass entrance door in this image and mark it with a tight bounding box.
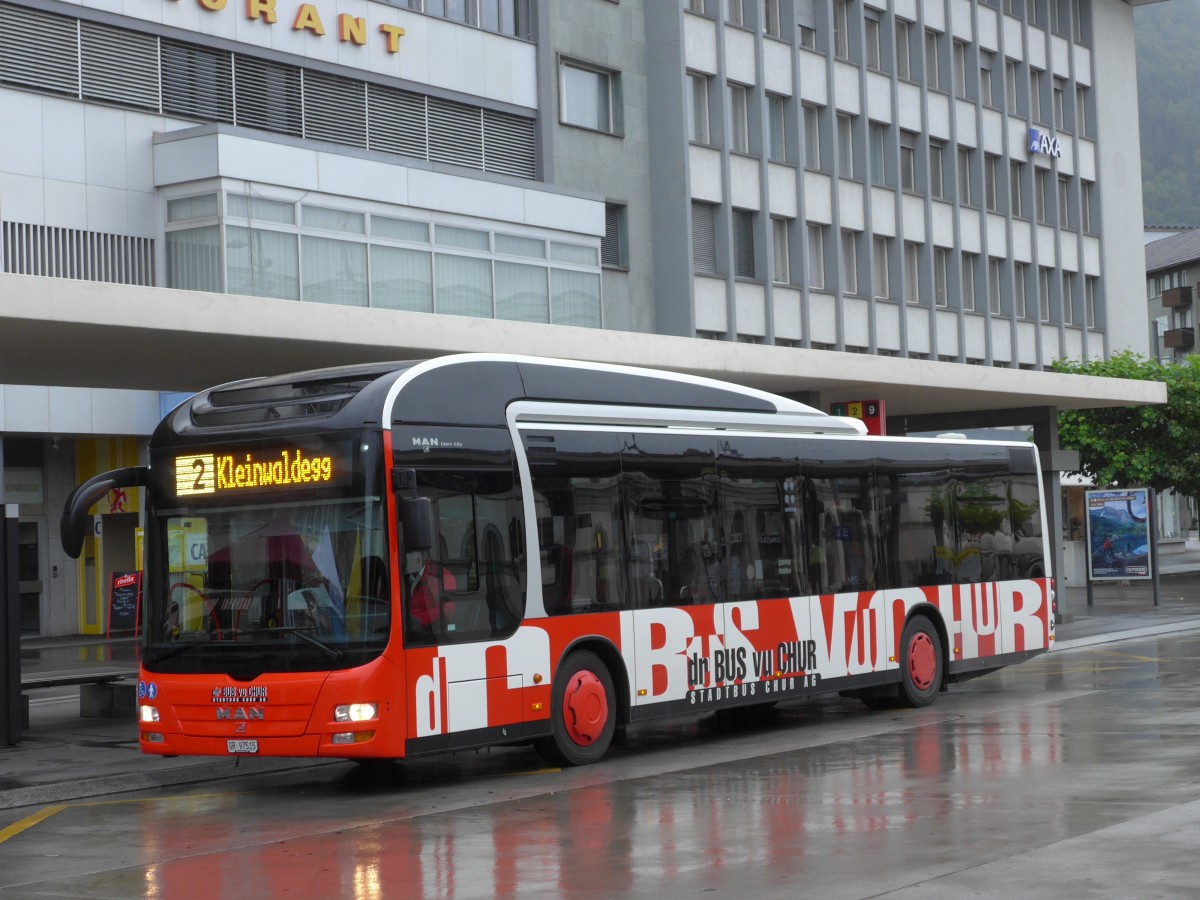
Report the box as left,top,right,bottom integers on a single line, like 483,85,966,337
18,518,43,634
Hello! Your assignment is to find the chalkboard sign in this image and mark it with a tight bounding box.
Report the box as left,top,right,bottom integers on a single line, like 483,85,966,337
108,571,141,636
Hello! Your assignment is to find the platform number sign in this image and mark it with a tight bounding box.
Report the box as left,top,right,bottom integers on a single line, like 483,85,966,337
830,399,886,435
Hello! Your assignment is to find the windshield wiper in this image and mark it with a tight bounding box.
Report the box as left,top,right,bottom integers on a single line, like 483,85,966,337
245,626,345,661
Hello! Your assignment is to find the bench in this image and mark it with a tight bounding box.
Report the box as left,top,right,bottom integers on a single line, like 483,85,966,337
20,670,139,728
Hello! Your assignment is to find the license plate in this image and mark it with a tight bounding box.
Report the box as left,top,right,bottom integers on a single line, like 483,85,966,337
227,739,258,754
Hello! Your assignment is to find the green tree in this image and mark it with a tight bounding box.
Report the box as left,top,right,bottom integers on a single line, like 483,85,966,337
1052,352,1200,496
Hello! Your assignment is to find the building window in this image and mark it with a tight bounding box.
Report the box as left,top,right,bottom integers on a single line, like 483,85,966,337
1054,77,1067,129
1039,266,1052,322
733,208,756,278
692,201,718,274
767,93,787,161
986,154,1001,211
764,0,782,37
981,51,996,108
1014,261,1028,318
958,146,974,205
904,241,921,304
1085,275,1098,327
1036,168,1049,223
686,0,706,13
841,230,859,295
807,224,825,289
870,121,887,184
900,130,917,191
930,141,946,200
953,40,969,99
1077,84,1090,137
963,252,978,312
837,113,856,177
688,73,712,144
833,0,851,60
896,20,912,82
804,104,822,169
560,60,618,133
1011,160,1025,217
772,217,791,283
1030,69,1044,123
726,0,745,27
799,24,817,48
1006,59,1019,112
1082,181,1095,232
602,203,626,268
1058,175,1072,228
865,13,883,71
728,82,750,153
989,257,1003,315
934,247,949,307
1062,271,1075,325
873,236,890,299
925,30,942,91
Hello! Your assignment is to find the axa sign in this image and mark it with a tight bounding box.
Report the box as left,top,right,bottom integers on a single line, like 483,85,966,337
1029,129,1063,159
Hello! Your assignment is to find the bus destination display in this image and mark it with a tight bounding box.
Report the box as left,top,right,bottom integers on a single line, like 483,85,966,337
175,447,341,497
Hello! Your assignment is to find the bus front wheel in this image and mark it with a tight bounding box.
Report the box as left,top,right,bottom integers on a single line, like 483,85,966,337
536,650,616,767
898,615,943,707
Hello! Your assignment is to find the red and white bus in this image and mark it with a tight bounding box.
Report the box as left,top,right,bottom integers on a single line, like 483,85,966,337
62,355,1054,765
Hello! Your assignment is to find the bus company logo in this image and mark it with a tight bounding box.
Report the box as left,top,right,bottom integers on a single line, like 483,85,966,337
216,707,265,721
1029,128,1063,159
411,436,463,453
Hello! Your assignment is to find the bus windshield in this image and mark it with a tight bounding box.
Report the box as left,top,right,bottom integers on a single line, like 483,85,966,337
143,433,391,674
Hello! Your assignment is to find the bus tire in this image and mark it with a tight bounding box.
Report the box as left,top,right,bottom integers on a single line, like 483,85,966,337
535,650,616,767
898,614,943,708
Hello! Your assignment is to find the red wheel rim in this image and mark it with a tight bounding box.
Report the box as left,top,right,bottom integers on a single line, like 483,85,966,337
907,632,936,691
563,670,608,746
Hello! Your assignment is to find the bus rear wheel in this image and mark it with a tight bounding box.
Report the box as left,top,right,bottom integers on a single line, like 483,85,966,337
535,650,616,767
898,614,943,707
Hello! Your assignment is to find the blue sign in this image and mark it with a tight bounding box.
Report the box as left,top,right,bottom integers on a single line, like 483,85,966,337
1029,128,1063,159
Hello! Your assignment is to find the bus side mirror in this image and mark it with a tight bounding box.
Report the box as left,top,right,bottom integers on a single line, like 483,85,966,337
61,466,150,559
398,497,434,552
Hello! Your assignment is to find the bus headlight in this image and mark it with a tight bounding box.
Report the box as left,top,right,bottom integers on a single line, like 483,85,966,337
335,703,378,723
140,705,160,723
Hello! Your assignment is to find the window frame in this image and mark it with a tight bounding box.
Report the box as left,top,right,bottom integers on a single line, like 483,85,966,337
559,58,620,135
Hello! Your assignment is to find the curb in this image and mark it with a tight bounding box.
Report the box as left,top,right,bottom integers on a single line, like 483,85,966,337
1054,618,1200,652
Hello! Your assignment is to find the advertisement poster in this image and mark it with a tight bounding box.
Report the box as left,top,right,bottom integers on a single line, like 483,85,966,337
1086,489,1152,581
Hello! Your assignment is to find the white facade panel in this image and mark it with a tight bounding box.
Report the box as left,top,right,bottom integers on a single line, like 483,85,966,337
773,287,802,340
808,292,837,344
992,318,1012,361
955,100,976,143
977,7,999,52
694,276,728,332
684,13,718,74
764,41,793,95
964,314,987,359
936,310,960,356
316,153,410,206
1007,116,1030,160
43,180,89,231
729,155,762,211
843,296,869,348
931,201,954,247
1079,140,1096,181
43,101,89,185
838,180,865,232
215,134,321,191
833,62,861,115
734,282,766,336
84,185,130,234
897,82,922,131
901,194,926,243
896,0,918,22
876,301,901,351
1084,236,1101,275
1,92,44,179
1012,220,1033,263
866,73,893,124
958,207,981,253
1016,321,1038,363
924,0,945,32
1003,17,1024,61
0,173,45,224
2,386,50,432
1061,238,1079,272
871,187,896,237
1040,324,1059,362
950,0,974,40
927,93,951,141
804,172,833,225
1056,136,1075,176
1074,45,1093,86
798,51,828,104
986,213,1008,257
767,164,798,218
725,28,757,85
1063,327,1084,360
1051,35,1070,78
1027,29,1046,70
1087,331,1104,359
907,305,931,354
1037,225,1057,265
689,146,724,203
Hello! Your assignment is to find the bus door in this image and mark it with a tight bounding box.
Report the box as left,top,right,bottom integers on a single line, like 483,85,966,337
393,428,534,743
620,432,722,709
